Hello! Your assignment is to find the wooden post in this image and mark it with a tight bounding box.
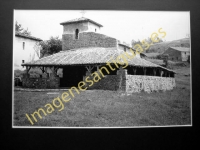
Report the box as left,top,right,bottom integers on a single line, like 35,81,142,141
45,67,50,78
53,66,58,77
133,67,137,75
163,71,166,77
96,65,99,71
39,66,45,73
153,68,157,76
143,67,146,75
25,66,31,78
26,66,31,73
49,66,55,77
159,69,162,77
85,65,94,74
49,66,57,77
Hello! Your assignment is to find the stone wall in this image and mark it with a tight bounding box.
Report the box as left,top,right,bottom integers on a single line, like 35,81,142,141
62,32,117,50
126,75,176,93
83,67,127,91
86,75,120,90
163,47,182,61
22,76,60,89
21,67,176,92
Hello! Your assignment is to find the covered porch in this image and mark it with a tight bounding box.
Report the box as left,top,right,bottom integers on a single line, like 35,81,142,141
21,47,176,92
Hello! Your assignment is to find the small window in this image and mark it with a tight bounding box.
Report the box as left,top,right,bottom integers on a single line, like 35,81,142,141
23,42,25,50
185,52,186,54
22,60,25,63
95,29,96,32
75,29,79,39
124,47,126,51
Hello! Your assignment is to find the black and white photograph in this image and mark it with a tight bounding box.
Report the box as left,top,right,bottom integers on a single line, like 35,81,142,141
13,10,191,128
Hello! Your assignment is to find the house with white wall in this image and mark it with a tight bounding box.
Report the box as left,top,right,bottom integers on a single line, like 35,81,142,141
14,32,42,70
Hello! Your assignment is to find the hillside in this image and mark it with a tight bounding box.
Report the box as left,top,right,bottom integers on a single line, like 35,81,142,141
146,38,190,54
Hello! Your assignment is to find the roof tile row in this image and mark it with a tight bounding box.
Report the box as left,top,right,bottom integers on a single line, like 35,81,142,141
22,47,174,72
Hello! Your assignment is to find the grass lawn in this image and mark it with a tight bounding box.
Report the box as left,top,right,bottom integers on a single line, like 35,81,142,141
13,67,191,127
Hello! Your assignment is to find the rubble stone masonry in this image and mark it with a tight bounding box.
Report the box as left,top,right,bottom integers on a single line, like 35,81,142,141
22,74,60,89
83,68,127,91
62,32,118,50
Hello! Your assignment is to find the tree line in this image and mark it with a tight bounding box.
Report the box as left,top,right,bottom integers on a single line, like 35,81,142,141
15,21,31,36
131,37,164,52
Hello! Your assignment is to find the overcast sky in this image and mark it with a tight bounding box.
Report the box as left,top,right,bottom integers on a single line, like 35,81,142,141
14,10,190,45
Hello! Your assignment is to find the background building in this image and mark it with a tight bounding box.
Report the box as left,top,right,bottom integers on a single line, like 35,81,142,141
163,47,190,62
14,32,42,70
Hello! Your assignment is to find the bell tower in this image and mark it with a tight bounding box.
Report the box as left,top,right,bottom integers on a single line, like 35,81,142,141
60,17,117,50
60,17,103,36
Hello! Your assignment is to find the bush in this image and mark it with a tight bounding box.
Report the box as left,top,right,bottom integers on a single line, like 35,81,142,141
14,77,22,86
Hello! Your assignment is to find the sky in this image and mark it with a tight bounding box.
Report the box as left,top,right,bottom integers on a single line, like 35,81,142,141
14,10,190,45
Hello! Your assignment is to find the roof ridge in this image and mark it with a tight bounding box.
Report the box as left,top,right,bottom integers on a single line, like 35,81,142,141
60,17,103,27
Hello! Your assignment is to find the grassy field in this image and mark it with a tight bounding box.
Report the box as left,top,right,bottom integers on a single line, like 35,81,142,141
13,67,191,127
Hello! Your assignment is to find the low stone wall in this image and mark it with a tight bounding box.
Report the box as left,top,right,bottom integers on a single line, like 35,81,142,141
21,68,176,93
126,75,176,93
22,77,60,89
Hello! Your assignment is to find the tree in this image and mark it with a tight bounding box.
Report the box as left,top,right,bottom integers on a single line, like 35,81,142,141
157,37,163,43
131,39,141,48
15,21,23,32
131,36,164,53
33,42,41,58
39,36,62,58
22,28,31,36
146,37,152,44
131,39,136,47
123,41,129,46
15,21,31,36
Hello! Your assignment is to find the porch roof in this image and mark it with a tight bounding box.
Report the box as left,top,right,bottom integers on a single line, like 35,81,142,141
22,47,175,72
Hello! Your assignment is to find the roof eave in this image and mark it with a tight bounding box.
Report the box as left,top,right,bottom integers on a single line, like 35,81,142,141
60,20,103,27
21,63,175,73
15,34,42,41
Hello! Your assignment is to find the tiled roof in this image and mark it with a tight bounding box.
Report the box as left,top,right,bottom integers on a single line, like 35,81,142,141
22,47,174,72
15,32,42,41
60,17,103,27
170,47,190,52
